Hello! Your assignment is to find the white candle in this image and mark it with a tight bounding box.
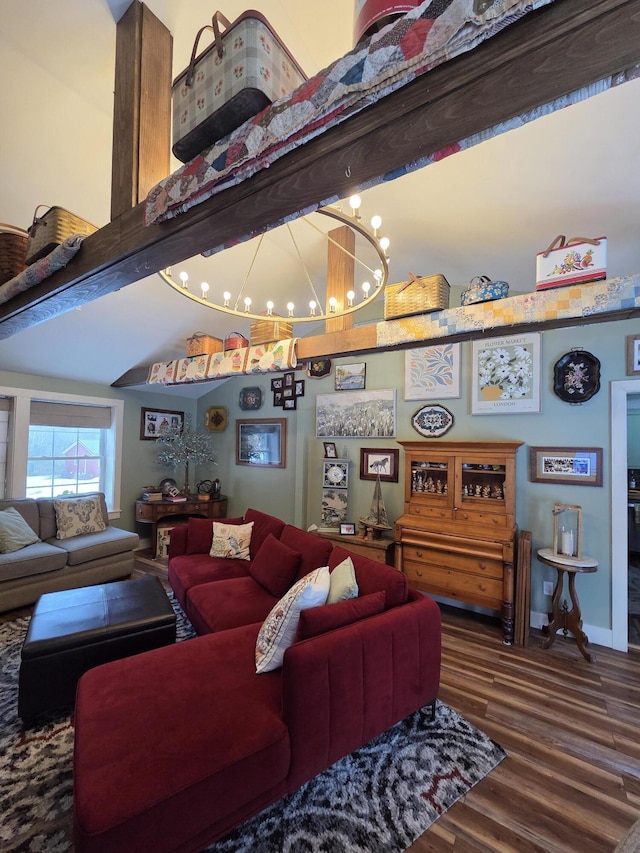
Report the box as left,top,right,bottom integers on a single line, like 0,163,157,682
561,529,573,556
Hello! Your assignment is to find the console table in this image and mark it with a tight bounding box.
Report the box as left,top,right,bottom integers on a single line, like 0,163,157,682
135,496,228,558
314,529,395,566
537,548,598,662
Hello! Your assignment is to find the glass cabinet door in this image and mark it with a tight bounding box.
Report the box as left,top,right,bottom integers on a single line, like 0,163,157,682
408,454,454,506
458,456,507,507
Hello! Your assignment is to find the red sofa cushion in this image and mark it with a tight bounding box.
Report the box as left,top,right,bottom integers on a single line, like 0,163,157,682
328,546,408,609
244,508,286,559
279,525,333,582
296,590,386,641
249,533,301,597
168,553,250,611
187,576,278,635
185,516,244,555
74,626,289,853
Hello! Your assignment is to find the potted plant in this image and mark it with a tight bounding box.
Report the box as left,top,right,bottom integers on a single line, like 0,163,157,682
155,415,216,497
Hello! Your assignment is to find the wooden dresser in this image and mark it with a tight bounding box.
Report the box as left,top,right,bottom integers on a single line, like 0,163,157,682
314,529,395,565
394,441,522,644
135,496,228,558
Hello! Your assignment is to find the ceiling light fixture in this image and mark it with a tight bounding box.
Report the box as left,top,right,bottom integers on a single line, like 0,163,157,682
157,201,390,323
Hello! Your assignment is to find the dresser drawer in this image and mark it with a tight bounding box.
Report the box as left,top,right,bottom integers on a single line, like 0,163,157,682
403,561,503,610
408,504,453,521
454,508,505,527
403,545,503,579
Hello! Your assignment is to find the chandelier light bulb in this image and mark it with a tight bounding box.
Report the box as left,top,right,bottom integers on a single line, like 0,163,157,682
223,291,231,307
329,296,338,313
374,268,383,286
200,282,209,299
379,236,390,256
370,215,382,235
347,290,355,307
362,281,371,297
309,300,317,316
349,194,361,219
287,301,295,317
179,271,189,289
244,296,252,312
266,300,274,316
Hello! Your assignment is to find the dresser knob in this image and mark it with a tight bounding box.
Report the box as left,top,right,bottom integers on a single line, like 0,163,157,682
416,550,423,558
416,569,423,577
479,584,486,591
479,561,487,570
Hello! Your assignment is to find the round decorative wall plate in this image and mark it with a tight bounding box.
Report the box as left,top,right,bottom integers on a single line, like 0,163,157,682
411,404,454,438
553,349,601,403
239,387,263,410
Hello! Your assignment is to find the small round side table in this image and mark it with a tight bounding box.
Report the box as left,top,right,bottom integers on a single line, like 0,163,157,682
537,548,598,662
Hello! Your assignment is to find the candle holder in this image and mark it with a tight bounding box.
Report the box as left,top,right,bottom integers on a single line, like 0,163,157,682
552,502,582,561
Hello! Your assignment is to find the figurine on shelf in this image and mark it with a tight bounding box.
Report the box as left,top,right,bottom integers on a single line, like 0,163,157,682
436,479,443,494
482,484,491,498
426,476,435,493
462,484,469,497
475,484,482,497
492,484,503,499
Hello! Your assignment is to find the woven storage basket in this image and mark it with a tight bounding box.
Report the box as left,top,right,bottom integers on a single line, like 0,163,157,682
250,315,293,345
384,273,450,320
0,223,29,285
186,333,223,356
26,205,98,265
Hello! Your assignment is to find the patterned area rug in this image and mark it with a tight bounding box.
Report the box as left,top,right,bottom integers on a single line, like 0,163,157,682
0,593,506,853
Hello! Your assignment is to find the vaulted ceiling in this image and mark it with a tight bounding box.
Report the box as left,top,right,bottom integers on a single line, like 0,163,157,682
1,0,639,398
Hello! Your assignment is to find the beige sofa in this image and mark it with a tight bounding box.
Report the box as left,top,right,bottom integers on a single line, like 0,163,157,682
0,493,138,612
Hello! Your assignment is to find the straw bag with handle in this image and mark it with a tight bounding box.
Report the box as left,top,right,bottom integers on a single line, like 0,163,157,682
0,223,29,285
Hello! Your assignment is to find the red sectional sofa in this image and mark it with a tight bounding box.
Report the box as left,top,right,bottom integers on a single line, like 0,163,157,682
73,508,442,853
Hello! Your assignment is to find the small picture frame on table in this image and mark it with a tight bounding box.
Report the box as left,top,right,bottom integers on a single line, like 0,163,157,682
323,441,337,459
339,523,356,535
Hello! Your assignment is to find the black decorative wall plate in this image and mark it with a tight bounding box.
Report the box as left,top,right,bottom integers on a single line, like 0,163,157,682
553,350,600,403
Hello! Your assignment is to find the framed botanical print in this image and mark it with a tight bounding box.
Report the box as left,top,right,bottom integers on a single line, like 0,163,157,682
471,333,541,414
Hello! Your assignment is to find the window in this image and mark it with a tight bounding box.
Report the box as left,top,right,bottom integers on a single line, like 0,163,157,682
0,388,123,514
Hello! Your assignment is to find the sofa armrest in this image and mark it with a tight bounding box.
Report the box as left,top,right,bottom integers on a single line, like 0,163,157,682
168,524,188,559
281,591,441,790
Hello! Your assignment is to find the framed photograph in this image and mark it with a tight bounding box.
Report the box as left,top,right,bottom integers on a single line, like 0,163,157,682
471,332,541,415
271,377,283,391
339,523,356,535
236,418,286,467
140,408,184,440
627,335,640,376
529,446,603,486
294,379,305,397
316,389,396,438
283,397,297,410
323,441,337,458
284,371,294,388
335,362,366,391
283,387,294,399
359,447,399,482
404,344,461,400
273,391,283,406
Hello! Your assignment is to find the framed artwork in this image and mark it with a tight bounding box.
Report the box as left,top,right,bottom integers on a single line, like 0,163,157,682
627,335,640,376
271,377,283,391
404,344,461,400
321,488,348,528
359,447,399,482
316,389,396,438
236,418,286,467
323,441,338,458
529,446,603,486
284,371,295,388
323,460,349,489
294,379,305,397
471,332,541,414
335,362,366,391
273,391,283,406
140,408,184,440
339,523,356,535
204,406,228,432
283,397,297,410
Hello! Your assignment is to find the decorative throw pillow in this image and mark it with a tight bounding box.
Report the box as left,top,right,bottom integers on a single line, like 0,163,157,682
249,533,302,597
297,590,387,641
54,497,106,540
326,556,359,604
186,516,244,555
255,566,330,673
0,507,40,553
210,520,254,560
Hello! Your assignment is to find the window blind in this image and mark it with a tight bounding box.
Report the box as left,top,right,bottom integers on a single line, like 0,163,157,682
30,401,112,429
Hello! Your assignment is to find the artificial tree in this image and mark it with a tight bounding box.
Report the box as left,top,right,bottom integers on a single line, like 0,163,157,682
155,414,216,497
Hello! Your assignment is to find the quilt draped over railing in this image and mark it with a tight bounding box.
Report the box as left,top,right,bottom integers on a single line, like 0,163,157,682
147,338,298,386
144,0,554,236
0,235,86,306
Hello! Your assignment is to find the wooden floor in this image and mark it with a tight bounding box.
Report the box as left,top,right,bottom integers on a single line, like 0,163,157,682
5,563,640,852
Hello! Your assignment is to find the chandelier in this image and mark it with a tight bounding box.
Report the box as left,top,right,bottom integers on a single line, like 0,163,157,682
157,197,390,323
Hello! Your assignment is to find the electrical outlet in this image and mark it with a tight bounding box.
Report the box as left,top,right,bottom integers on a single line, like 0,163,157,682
543,581,554,596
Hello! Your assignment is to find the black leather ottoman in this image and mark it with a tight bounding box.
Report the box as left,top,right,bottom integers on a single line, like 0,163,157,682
18,575,176,720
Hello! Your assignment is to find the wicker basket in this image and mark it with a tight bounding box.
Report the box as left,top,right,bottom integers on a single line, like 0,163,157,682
186,332,223,356
384,273,450,320
250,315,293,345
26,205,98,265
0,223,29,286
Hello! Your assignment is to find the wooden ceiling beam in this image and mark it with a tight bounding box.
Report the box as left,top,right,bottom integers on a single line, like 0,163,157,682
1,0,639,340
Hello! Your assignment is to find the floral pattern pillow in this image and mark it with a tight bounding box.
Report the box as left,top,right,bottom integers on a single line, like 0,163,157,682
209,521,254,560
54,497,106,540
255,566,330,673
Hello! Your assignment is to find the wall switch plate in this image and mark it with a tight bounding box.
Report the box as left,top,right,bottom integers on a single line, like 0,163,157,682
543,581,554,596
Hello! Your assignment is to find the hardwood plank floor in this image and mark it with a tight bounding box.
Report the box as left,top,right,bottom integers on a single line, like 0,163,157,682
4,566,639,852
